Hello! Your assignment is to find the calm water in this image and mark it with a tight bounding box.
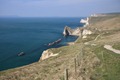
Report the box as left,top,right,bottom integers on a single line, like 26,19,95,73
0,17,84,71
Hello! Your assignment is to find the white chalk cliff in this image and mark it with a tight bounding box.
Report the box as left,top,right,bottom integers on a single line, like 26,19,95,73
63,26,82,36
40,50,59,61
82,29,92,38
82,29,92,35
80,17,89,27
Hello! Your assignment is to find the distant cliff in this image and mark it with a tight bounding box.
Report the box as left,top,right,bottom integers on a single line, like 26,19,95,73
63,26,92,38
63,16,92,37
63,26,82,36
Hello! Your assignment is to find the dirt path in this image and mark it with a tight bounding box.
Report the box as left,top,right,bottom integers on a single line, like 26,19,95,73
104,45,120,54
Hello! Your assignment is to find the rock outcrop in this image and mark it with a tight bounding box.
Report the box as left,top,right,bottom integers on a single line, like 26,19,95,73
82,29,92,35
63,26,73,36
63,17,92,37
63,26,82,36
82,29,92,38
80,17,89,27
63,26,92,39
40,50,59,61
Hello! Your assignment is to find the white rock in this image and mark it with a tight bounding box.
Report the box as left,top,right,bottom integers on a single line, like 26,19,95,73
72,28,81,36
80,17,89,27
84,42,89,45
40,50,59,60
82,35,87,39
82,29,92,36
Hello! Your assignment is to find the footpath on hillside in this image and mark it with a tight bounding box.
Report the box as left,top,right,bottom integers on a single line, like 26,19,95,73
104,45,120,54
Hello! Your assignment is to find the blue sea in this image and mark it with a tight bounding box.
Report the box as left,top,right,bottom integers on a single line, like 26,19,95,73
0,17,84,71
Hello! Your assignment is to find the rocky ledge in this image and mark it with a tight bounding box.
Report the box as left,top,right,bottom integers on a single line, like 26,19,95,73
63,26,92,38
63,26,82,36
40,49,59,61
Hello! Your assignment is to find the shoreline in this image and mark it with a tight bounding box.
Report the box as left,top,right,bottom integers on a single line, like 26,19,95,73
39,17,88,60
0,18,84,71
39,35,79,60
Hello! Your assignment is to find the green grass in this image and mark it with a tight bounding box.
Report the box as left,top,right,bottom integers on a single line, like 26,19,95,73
75,33,98,43
113,43,120,50
91,45,120,80
102,29,120,37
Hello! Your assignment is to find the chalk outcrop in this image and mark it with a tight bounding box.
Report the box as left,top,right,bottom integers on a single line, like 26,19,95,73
40,50,59,60
82,29,92,35
63,26,92,39
63,26,73,36
82,29,92,38
80,17,89,27
63,26,82,36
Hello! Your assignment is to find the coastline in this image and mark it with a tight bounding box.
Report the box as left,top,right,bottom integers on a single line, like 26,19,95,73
0,13,120,80
39,17,89,60
0,17,82,71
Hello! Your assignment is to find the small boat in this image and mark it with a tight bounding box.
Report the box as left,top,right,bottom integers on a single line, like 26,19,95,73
18,52,25,56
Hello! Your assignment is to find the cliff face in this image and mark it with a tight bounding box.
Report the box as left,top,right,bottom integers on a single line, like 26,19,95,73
63,26,82,36
80,17,89,27
40,49,59,60
63,26,92,39
63,17,93,37
63,26,73,36
40,50,53,60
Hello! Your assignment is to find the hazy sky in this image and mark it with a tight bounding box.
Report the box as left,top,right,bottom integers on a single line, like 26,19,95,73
0,0,120,17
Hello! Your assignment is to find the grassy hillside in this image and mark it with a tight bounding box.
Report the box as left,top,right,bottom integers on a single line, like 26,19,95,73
0,13,120,80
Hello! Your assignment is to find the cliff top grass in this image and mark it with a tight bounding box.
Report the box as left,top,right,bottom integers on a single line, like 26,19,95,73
0,13,120,80
88,14,120,31
90,45,120,80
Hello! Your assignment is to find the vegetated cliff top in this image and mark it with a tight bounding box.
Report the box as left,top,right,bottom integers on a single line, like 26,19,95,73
0,13,120,80
88,13,120,30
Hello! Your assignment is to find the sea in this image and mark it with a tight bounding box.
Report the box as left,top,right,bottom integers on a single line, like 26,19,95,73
0,17,84,71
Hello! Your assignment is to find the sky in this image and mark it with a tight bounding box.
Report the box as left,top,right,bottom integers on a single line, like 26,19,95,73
0,0,120,17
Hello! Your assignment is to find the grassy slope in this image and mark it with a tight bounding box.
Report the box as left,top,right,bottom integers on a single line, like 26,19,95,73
91,45,120,80
82,14,120,80
0,13,120,80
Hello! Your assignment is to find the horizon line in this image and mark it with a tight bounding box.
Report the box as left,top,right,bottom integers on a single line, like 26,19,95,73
0,16,87,18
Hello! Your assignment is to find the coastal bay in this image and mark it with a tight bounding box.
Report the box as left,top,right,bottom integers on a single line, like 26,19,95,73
0,17,83,71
